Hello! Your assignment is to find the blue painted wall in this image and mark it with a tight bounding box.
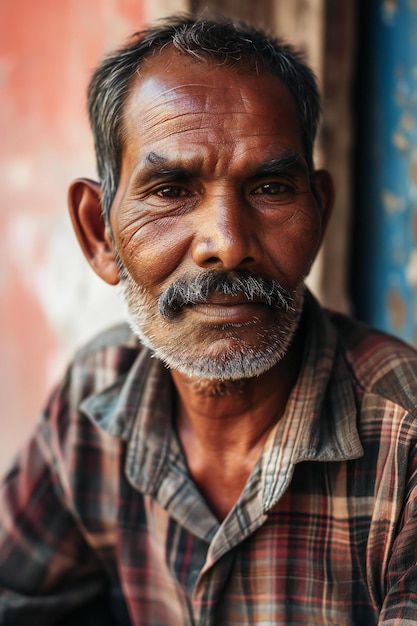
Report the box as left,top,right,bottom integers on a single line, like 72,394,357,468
353,0,417,344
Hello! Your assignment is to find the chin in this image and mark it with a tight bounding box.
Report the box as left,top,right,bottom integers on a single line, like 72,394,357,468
120,272,305,382
126,310,302,383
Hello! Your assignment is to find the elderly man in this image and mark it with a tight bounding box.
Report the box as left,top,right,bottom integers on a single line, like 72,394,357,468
1,14,417,626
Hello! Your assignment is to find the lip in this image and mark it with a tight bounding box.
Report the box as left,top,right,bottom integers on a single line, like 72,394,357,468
188,299,269,324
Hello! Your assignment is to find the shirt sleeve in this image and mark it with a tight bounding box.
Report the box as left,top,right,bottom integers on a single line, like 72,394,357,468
378,447,417,625
0,385,109,625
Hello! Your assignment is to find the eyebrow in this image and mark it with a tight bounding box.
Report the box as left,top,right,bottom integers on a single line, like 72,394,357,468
251,150,307,178
133,149,307,186
138,152,197,181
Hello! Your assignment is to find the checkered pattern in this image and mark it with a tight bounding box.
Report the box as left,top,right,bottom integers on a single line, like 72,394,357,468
2,292,417,625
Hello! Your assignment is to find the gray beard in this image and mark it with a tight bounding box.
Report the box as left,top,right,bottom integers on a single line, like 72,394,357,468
118,268,305,381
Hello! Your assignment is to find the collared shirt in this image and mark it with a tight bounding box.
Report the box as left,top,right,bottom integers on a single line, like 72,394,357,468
1,293,417,625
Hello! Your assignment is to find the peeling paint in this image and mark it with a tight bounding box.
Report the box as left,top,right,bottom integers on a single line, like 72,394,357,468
410,157,417,186
387,286,407,330
406,249,417,285
392,131,409,149
382,0,398,22
400,111,415,129
381,190,406,213
358,0,417,345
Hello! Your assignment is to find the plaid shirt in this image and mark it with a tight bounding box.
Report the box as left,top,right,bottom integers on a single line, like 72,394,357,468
2,292,417,625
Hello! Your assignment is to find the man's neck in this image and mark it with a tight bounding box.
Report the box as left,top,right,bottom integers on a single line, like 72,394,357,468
170,326,304,520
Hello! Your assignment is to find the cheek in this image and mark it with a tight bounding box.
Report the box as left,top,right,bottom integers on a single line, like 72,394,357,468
115,216,194,289
267,214,322,284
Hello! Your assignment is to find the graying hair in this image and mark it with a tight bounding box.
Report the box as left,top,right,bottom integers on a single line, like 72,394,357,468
158,270,292,319
87,14,321,221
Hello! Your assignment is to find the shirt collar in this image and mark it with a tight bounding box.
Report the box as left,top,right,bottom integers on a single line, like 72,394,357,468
260,291,363,511
81,291,363,505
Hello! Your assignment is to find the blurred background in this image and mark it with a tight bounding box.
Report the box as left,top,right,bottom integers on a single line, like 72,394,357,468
1,0,417,474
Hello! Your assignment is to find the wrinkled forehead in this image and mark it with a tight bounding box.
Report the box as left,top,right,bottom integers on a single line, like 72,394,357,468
120,48,302,150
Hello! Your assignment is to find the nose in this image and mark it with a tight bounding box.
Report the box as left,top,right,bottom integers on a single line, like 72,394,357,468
191,191,263,271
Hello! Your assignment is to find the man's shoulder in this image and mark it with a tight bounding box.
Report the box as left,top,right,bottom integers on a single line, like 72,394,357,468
328,309,417,413
60,323,143,404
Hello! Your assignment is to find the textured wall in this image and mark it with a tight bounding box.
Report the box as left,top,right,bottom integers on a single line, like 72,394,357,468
353,0,417,344
0,0,149,474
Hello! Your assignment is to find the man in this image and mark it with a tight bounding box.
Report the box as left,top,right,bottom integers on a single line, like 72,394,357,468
1,14,417,626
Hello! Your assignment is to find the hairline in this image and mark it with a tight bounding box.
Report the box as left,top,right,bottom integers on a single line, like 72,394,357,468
118,46,307,176
88,18,320,222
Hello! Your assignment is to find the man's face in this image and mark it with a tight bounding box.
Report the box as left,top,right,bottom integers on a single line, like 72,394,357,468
109,52,326,380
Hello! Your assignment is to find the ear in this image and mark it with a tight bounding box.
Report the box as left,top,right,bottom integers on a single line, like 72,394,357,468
312,169,334,246
68,178,120,285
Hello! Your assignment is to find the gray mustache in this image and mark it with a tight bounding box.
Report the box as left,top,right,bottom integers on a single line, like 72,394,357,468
158,270,293,319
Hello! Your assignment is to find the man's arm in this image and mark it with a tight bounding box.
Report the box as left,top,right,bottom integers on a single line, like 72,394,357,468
0,389,110,625
378,448,417,625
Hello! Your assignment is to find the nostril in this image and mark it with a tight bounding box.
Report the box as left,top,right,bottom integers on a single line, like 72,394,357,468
192,230,262,271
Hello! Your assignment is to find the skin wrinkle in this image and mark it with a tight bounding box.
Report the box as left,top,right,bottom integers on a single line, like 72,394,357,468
88,24,321,222
100,53,328,387
120,264,305,381
124,77,278,144
122,79,308,170
157,271,293,320
120,149,308,200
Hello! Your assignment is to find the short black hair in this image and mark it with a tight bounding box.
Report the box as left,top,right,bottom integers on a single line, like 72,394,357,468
87,14,320,220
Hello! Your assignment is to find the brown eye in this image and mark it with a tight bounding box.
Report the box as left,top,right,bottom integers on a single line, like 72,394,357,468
253,182,288,195
156,185,189,198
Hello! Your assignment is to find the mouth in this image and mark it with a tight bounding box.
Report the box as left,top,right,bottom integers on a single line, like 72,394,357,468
187,296,271,325
157,270,293,320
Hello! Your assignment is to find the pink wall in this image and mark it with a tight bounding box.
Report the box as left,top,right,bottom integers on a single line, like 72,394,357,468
0,0,145,474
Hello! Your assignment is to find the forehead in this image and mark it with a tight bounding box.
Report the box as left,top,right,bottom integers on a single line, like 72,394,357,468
120,50,304,168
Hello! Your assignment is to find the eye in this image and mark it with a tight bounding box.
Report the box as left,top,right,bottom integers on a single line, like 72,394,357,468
252,182,289,195
156,185,191,198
